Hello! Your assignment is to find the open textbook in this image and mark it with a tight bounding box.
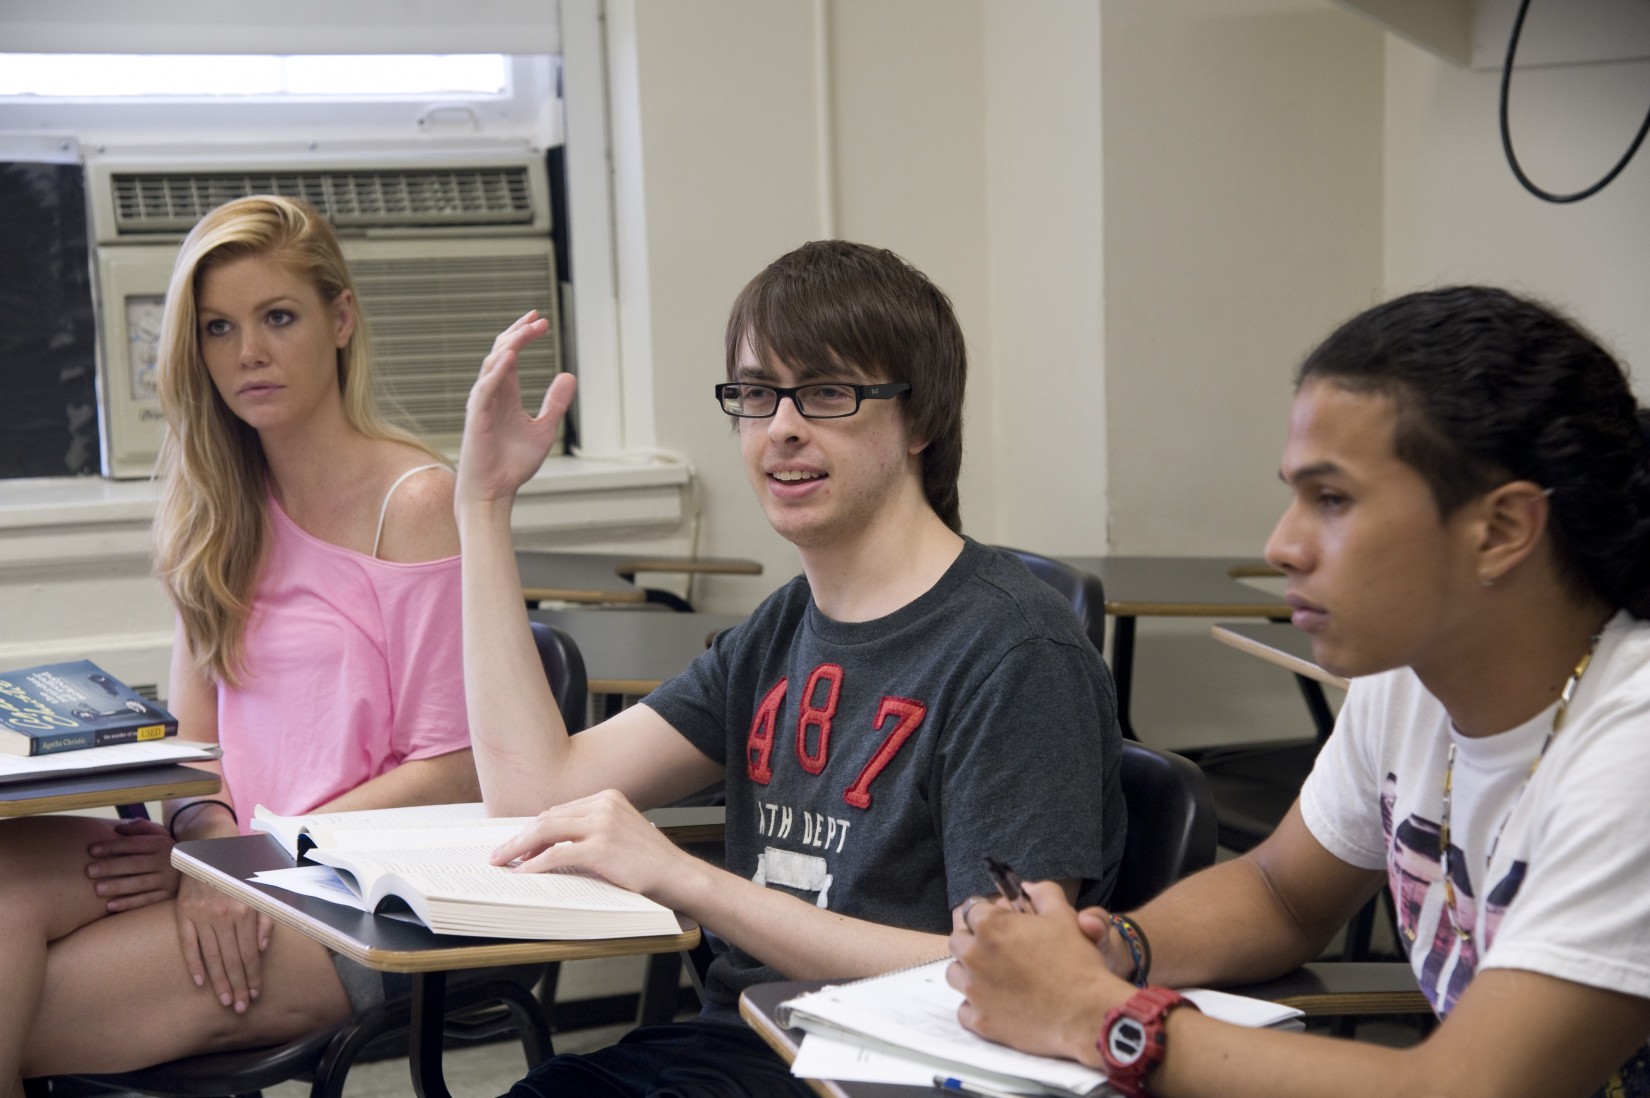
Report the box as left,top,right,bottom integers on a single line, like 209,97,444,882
776,958,1304,1096
249,802,682,941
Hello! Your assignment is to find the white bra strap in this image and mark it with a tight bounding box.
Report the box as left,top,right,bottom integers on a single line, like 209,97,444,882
371,463,447,559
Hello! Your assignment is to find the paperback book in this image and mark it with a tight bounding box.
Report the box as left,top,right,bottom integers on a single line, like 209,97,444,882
0,660,177,757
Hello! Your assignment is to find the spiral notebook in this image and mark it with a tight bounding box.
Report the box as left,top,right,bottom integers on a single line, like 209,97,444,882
776,958,1303,1096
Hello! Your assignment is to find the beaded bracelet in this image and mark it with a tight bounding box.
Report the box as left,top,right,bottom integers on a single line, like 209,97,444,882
168,799,238,841
1110,913,1152,987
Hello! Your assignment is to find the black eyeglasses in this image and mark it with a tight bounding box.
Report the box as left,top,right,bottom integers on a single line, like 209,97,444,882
713,381,911,419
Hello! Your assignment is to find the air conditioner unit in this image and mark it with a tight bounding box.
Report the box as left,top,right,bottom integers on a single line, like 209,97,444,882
85,147,561,478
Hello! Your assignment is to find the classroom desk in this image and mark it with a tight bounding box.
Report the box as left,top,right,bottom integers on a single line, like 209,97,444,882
0,764,219,818
516,551,762,608
1059,555,1290,740
531,607,748,696
740,979,916,1098
174,830,703,1098
739,965,1429,1098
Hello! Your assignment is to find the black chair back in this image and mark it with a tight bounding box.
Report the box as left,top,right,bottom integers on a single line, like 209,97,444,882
995,547,1107,657
531,619,588,733
1110,740,1217,911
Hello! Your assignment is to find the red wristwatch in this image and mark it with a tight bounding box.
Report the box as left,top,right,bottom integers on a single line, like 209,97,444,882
1097,986,1199,1098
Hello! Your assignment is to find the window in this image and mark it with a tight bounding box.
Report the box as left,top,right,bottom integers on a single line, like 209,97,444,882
0,52,562,480
0,53,510,98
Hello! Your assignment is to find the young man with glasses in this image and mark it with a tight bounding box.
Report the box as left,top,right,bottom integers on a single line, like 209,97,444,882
457,240,1123,1096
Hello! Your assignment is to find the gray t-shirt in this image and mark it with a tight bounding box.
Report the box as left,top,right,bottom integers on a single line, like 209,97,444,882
645,538,1124,1012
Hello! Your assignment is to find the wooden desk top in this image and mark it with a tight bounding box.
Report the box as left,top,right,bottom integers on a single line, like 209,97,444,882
1232,962,1429,1016
516,551,764,605
741,980,916,1098
1212,622,1350,690
516,551,648,605
1060,555,1288,618
532,607,749,695
173,833,700,974
0,763,220,818
610,555,763,581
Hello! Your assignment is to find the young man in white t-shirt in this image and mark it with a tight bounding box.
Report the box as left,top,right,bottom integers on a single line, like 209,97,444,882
950,285,1650,1098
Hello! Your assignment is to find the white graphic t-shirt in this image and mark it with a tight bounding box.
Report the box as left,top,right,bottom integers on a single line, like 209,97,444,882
1301,612,1650,1097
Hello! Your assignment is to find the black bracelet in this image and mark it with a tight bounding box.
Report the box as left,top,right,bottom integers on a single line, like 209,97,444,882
168,799,237,841
1110,913,1153,987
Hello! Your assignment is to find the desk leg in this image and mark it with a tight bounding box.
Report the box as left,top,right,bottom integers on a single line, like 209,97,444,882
643,588,695,612
409,970,453,1098
1294,674,1336,744
1110,616,1138,741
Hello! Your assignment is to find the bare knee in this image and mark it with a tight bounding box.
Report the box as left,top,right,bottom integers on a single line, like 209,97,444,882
0,816,114,936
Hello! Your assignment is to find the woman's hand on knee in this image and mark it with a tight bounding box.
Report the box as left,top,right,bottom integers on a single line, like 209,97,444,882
175,874,274,1014
85,818,181,913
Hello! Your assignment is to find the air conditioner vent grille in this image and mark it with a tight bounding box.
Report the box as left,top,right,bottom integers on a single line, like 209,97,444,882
109,166,535,233
351,251,559,439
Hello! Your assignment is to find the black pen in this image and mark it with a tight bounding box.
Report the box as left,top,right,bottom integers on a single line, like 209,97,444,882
983,855,1032,913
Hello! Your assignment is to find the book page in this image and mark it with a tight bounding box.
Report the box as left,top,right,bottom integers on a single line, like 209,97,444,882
321,820,531,852
250,801,506,857
310,843,673,912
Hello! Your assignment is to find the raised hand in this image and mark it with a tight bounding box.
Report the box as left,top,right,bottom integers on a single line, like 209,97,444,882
457,310,579,507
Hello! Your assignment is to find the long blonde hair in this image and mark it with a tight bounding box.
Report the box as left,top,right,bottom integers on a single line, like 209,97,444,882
152,195,440,685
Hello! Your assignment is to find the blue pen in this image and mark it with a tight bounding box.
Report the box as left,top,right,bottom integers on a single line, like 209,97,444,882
931,1075,1027,1098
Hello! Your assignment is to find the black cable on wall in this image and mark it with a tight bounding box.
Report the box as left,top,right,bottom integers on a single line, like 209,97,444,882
1500,0,1650,203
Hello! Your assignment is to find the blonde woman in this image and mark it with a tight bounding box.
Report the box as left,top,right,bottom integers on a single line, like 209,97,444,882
0,195,478,1087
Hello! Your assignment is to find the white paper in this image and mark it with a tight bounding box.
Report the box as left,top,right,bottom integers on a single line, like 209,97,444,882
251,865,422,925
781,959,1110,1094
1180,986,1305,1029
255,865,374,909
0,739,219,784
791,1031,1052,1093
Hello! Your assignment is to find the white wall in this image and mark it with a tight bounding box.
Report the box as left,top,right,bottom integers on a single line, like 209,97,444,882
1382,35,1650,374
979,0,1106,555
1102,0,1386,557
613,0,1112,612
1090,0,1384,748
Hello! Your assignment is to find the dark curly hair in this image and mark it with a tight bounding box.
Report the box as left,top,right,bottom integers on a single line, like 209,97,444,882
725,240,966,533
1299,285,1650,617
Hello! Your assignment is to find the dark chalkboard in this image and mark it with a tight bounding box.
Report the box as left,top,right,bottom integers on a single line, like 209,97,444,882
0,162,99,478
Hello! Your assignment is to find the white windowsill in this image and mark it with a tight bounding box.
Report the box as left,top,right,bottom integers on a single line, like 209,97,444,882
0,455,690,568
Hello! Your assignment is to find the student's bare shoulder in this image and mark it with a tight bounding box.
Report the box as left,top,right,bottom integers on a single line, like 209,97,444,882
376,459,458,563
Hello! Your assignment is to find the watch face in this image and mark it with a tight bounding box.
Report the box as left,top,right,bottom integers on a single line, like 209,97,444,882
125,295,166,402
1106,1016,1150,1066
